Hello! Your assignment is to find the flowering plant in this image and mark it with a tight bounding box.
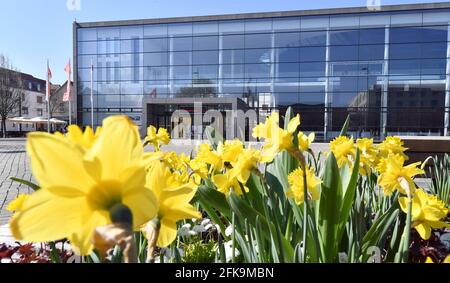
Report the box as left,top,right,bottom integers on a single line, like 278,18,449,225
5,108,449,263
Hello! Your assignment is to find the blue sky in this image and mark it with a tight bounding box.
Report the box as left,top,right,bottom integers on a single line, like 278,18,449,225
0,0,441,84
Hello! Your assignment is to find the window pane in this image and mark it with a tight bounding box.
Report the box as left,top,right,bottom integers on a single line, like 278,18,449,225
144,66,167,80
172,66,192,79
97,28,120,40
422,25,448,42
245,33,271,48
421,59,446,75
390,27,422,43
193,21,218,35
78,41,97,54
389,59,421,75
276,63,299,78
330,77,359,92
274,93,299,106
168,23,192,36
275,48,299,63
245,64,270,78
173,52,192,65
300,46,326,62
120,26,142,40
330,46,358,61
422,42,447,58
193,50,219,65
97,95,121,107
222,34,245,49
274,32,300,47
120,39,142,53
144,38,168,52
300,62,326,77
300,31,326,46
222,50,245,64
98,40,120,54
359,44,385,60
121,95,143,107
359,28,385,44
193,36,219,50
390,43,422,59
222,64,244,79
192,65,218,79
245,49,271,64
172,37,192,51
121,53,143,67
78,28,97,41
121,82,143,94
330,30,359,45
143,53,168,66
144,24,168,38
121,67,143,81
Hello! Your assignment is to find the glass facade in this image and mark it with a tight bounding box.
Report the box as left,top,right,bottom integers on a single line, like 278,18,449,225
75,7,450,140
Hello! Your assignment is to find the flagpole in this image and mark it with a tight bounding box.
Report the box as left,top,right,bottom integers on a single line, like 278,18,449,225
46,59,51,133
90,58,94,129
68,99,72,125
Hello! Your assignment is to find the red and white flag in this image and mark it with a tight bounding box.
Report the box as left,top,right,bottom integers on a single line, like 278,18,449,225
63,59,71,102
46,61,52,101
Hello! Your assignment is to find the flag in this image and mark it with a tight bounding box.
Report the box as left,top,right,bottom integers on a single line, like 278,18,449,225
46,61,52,101
63,59,71,102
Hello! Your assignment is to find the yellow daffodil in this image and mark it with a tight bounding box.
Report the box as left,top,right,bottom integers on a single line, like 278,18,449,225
252,112,279,140
378,136,408,160
144,125,171,151
189,158,208,185
286,167,322,205
444,255,450,263
425,257,434,263
377,155,424,196
356,138,377,176
212,169,249,197
145,161,201,247
55,125,102,149
221,139,244,164
195,143,224,172
230,148,261,184
253,113,301,163
298,132,315,152
7,194,29,212
10,115,158,255
329,136,356,168
399,189,449,240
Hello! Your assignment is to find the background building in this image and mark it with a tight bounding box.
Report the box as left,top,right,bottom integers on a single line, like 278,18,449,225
74,2,450,141
4,72,48,135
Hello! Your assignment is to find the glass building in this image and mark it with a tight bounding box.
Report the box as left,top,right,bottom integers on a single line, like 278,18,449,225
74,2,450,141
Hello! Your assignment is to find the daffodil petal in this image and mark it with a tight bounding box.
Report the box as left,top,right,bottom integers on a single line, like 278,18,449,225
10,189,84,243
26,132,93,191
88,116,143,180
414,223,431,240
69,210,109,256
157,218,177,248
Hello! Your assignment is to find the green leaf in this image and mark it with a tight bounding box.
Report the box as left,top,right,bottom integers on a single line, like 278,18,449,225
228,192,294,262
339,115,350,137
317,152,342,262
205,126,224,150
197,185,231,219
10,177,40,191
337,149,360,242
361,199,399,263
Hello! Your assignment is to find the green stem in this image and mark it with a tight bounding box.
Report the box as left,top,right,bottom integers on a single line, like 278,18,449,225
231,211,236,263
402,197,412,263
301,160,308,263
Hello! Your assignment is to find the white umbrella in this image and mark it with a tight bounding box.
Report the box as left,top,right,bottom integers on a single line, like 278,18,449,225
49,118,67,125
